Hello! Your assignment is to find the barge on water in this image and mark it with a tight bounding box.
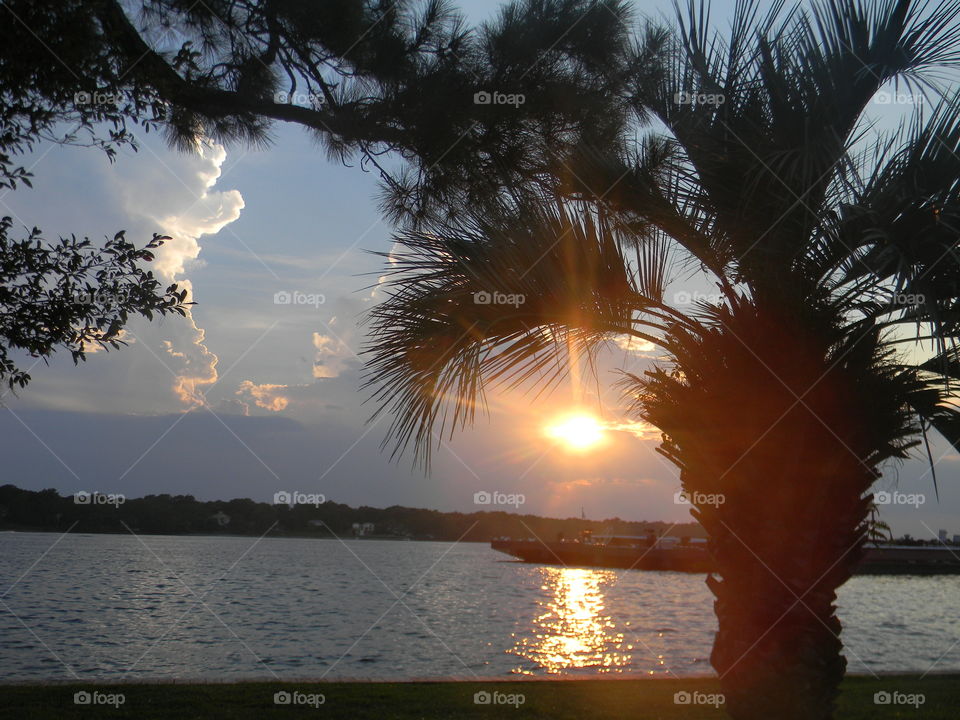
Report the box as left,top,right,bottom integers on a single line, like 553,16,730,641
491,532,960,575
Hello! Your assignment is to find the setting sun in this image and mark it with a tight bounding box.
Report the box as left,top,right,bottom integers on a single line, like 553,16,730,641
545,412,606,452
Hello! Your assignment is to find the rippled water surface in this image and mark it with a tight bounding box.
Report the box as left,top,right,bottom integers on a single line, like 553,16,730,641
1,532,957,680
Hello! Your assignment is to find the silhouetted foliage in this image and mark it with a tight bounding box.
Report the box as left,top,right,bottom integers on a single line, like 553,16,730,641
3,0,632,225
0,221,191,388
0,484,700,541
0,0,187,388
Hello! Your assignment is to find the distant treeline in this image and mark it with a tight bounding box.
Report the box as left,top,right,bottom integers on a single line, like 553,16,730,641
0,484,707,542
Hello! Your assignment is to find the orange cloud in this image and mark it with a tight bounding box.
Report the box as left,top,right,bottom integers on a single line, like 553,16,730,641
312,331,353,378
116,141,242,410
163,323,218,407
236,380,290,412
612,334,658,354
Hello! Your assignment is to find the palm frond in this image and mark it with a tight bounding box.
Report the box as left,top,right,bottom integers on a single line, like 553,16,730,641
362,197,666,467
814,93,960,366
626,0,960,280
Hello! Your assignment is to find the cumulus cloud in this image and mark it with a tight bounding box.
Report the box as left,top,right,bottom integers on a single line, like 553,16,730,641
311,300,365,379
81,328,134,353
312,330,355,379
162,322,219,407
112,141,244,408
370,238,403,299
612,334,658,354
230,299,366,416
116,143,244,280
236,380,291,412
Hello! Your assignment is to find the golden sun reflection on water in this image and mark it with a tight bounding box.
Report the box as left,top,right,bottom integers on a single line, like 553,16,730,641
510,567,632,674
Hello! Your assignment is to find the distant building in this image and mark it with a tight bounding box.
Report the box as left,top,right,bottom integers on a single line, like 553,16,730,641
954,535,960,545
352,522,375,537
938,529,948,542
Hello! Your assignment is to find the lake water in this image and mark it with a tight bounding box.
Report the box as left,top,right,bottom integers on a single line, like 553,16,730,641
1,532,957,681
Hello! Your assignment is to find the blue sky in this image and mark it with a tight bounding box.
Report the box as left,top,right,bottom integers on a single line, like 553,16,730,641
1,0,958,538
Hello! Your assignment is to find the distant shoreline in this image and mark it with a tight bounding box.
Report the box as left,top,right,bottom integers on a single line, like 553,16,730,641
0,483,706,544
0,526,485,542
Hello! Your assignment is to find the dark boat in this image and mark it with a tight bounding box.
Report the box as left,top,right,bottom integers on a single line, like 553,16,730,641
491,532,960,575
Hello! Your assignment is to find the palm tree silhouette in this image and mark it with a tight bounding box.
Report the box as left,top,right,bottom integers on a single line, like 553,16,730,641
363,1,960,718
866,502,894,545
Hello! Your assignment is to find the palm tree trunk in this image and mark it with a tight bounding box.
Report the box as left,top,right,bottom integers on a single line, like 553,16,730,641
638,302,902,719
709,573,846,720
692,427,876,719
703,480,867,719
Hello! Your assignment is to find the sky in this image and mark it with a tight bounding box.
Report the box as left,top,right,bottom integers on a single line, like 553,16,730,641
0,0,958,538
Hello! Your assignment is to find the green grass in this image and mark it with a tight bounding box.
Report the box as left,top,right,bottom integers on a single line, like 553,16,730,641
0,675,952,719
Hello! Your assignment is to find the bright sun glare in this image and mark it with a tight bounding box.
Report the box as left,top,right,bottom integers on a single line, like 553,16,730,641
545,413,606,452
